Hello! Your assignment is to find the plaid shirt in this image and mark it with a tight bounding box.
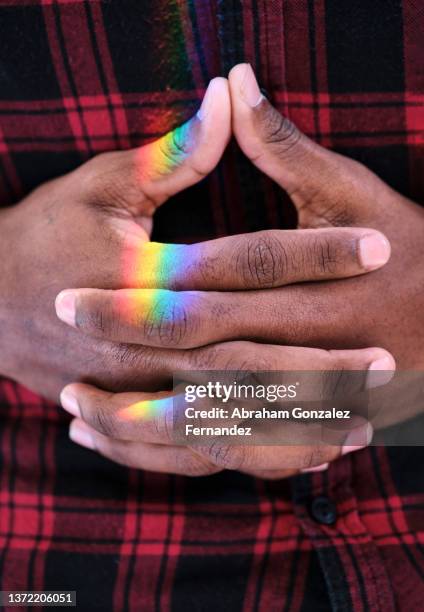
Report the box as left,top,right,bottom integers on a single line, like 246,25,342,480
0,1,424,610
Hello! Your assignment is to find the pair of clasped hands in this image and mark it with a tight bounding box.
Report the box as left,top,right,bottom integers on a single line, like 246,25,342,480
3,64,424,479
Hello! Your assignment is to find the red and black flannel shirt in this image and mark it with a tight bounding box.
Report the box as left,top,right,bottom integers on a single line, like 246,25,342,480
0,1,424,610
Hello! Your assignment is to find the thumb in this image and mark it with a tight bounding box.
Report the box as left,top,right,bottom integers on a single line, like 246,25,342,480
79,77,231,218
228,63,389,228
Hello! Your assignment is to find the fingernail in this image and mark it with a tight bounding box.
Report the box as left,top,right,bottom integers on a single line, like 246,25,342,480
69,419,95,450
359,233,391,270
342,423,373,455
197,80,214,121
60,387,80,418
301,462,329,473
240,64,264,108
366,355,395,389
55,291,76,327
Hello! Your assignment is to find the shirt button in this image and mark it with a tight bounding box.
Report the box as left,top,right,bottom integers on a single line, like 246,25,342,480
310,496,338,525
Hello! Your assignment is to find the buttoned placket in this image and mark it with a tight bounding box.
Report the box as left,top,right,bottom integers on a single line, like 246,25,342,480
291,454,396,612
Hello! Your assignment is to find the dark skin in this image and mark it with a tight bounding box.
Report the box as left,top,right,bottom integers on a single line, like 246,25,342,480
61,65,424,371
0,77,386,401
1,71,406,478
0,78,237,399
57,66,424,477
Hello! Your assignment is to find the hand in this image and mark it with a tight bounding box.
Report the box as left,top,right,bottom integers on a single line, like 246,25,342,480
55,65,411,476
62,63,424,375
228,63,424,371
0,78,232,400
57,68,410,478
2,74,392,406
60,344,386,479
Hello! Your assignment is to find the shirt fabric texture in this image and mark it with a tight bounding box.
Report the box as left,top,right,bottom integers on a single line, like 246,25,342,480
0,1,423,610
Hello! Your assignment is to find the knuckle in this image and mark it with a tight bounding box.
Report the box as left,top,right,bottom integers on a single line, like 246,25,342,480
75,302,113,337
89,402,120,438
236,234,288,288
160,128,191,167
157,123,207,180
143,298,193,348
109,343,140,368
174,451,218,477
106,344,173,393
259,104,302,156
311,236,341,276
322,366,361,399
106,345,147,390
188,345,225,370
299,446,333,470
228,346,275,372
191,342,277,372
199,442,245,470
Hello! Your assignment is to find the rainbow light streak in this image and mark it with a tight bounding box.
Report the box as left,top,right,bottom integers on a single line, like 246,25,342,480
118,287,199,333
124,115,201,290
120,115,204,342
119,396,175,422
136,118,195,180
121,241,200,331
123,242,188,289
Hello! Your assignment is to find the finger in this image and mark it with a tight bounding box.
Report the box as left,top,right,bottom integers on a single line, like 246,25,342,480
56,282,394,363
228,63,391,227
60,344,394,444
68,418,220,476
190,420,373,472
116,226,390,290
61,383,177,443
183,343,395,404
58,339,394,410
61,382,232,443
79,77,231,215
